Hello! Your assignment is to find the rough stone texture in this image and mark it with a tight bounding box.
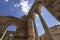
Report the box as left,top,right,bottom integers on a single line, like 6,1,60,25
40,25,60,40
27,18,34,40
0,16,34,40
40,0,60,21
0,0,60,40
32,0,60,21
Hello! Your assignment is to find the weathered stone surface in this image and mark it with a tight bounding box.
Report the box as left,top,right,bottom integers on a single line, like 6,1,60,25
0,16,34,40
40,25,60,40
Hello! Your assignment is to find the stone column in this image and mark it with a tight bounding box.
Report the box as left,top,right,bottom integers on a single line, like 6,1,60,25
1,28,8,40
32,12,40,40
27,17,34,40
40,37,42,40
37,4,55,40
33,20,40,40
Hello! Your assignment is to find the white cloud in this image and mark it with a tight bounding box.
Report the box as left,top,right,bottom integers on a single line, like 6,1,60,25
14,3,20,8
20,0,30,15
5,0,8,2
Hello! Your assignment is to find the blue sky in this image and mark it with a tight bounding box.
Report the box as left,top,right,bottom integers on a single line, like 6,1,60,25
0,0,60,36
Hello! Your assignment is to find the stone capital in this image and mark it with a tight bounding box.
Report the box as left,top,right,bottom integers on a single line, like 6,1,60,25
35,3,42,15
29,11,36,20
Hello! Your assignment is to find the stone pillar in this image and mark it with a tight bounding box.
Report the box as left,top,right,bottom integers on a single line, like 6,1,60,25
33,20,40,40
27,17,34,40
32,12,40,40
40,37,42,40
1,28,8,40
37,4,56,40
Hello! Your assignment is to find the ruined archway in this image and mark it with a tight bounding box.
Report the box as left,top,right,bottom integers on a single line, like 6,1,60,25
27,0,60,40
0,15,35,40
0,0,60,40
0,16,20,40
28,0,60,21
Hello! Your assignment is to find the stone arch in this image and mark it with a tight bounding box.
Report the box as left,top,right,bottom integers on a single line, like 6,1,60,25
0,16,20,32
27,0,60,40
0,16,20,29
0,16,31,40
5,21,20,30
0,16,21,39
28,0,60,21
